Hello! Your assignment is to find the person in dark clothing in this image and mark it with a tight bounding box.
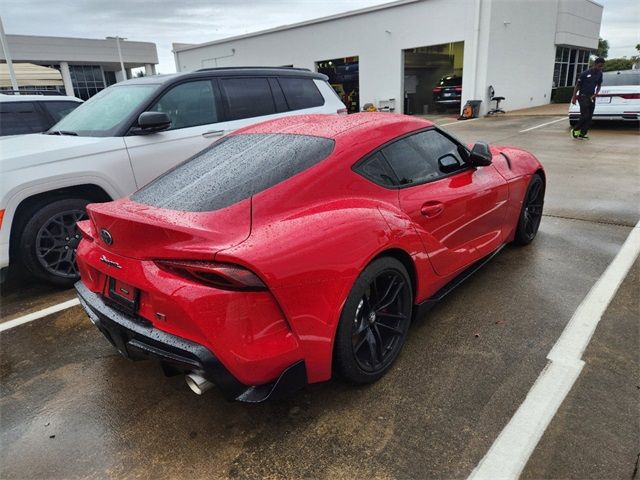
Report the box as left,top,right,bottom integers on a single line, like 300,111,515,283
570,57,605,139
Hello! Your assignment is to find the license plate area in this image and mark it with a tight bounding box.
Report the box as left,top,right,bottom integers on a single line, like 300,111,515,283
105,277,139,316
596,96,611,104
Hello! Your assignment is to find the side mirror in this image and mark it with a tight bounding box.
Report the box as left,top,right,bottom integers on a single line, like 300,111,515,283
132,112,171,135
468,141,492,167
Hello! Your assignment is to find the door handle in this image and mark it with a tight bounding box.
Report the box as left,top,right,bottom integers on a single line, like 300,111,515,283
420,202,444,218
202,130,225,138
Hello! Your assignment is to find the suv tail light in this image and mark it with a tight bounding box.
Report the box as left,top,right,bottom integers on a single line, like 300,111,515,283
454,87,463,93
337,108,348,115
432,87,443,93
156,260,267,291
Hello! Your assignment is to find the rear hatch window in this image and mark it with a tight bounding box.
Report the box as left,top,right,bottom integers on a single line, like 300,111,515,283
132,133,335,212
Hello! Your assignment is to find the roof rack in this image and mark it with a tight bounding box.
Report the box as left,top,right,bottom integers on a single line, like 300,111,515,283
195,66,311,73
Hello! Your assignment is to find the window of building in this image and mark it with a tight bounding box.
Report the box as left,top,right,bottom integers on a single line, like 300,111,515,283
69,65,106,100
553,46,592,87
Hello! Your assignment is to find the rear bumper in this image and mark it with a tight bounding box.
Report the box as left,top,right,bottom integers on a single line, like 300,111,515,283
568,112,639,121
75,281,307,402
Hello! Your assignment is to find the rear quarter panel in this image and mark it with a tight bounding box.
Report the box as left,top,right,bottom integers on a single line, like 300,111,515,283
215,146,432,383
490,146,544,242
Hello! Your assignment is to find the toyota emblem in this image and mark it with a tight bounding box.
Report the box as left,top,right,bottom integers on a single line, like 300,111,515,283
100,228,113,245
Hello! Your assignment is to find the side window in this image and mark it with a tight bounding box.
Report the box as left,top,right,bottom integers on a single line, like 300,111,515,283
0,102,49,136
43,101,81,123
220,78,276,120
278,78,324,110
150,80,218,130
382,130,465,185
356,152,396,187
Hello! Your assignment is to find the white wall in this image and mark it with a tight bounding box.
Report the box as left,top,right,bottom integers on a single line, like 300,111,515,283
483,0,601,112
482,0,559,112
555,0,602,49
0,35,158,65
175,0,477,113
175,0,602,114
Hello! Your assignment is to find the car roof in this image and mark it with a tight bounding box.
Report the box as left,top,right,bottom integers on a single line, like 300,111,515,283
233,112,434,141
0,94,82,103
120,67,328,86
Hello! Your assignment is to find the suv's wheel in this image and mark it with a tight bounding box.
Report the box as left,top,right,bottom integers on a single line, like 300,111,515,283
19,198,89,288
514,174,545,246
333,257,413,384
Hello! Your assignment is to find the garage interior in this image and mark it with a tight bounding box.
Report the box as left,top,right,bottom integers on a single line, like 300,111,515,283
316,56,359,113
403,41,464,115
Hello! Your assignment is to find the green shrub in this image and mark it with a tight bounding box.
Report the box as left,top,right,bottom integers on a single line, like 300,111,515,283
551,86,574,103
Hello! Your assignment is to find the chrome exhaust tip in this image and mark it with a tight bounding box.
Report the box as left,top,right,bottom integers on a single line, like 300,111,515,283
185,373,214,395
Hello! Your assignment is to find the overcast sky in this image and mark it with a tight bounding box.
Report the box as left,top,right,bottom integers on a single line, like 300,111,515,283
1,0,638,73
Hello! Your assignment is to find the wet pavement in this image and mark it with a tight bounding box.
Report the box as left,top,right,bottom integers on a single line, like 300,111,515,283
1,115,638,479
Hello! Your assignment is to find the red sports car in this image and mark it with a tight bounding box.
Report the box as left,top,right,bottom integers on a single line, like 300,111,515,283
75,113,545,402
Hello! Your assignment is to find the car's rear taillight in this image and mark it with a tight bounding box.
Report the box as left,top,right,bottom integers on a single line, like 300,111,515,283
432,87,443,93
156,260,267,291
454,87,463,93
337,108,348,115
0,209,4,230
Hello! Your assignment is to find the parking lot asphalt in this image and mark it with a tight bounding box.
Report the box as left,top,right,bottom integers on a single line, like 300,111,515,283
1,114,638,479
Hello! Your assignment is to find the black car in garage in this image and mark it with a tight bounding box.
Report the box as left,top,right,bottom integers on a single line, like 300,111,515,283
432,75,462,111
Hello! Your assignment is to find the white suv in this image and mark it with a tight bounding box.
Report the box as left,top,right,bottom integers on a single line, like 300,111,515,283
0,67,346,286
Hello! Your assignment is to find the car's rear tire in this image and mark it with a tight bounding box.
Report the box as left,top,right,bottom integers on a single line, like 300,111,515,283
19,198,90,288
514,174,545,246
333,257,413,384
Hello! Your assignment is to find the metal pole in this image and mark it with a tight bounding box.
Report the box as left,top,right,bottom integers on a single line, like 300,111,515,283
0,16,19,91
115,36,126,81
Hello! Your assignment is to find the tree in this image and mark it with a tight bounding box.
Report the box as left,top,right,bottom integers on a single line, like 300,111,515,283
595,37,609,59
602,58,633,72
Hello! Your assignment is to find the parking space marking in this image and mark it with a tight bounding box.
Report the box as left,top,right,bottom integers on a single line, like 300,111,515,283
0,298,80,333
469,219,640,480
439,118,479,127
518,117,566,133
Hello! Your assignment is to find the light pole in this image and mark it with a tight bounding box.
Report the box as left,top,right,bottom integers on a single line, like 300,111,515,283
106,36,127,82
0,16,19,91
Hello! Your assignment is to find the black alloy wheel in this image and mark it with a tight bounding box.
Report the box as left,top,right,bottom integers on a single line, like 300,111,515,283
19,198,90,287
515,173,545,245
334,257,413,383
35,209,87,278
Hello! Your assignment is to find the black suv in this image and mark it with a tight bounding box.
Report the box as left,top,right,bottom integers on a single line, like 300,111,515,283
432,75,463,111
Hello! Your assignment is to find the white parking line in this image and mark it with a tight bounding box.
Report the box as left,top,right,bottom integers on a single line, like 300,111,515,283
0,298,80,333
518,117,566,133
468,219,640,480
439,118,479,127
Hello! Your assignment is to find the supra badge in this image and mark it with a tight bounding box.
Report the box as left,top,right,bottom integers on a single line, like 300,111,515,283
100,255,122,269
100,228,113,245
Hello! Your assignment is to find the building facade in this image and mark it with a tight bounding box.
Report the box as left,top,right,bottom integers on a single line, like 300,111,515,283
1,35,159,99
173,0,602,115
